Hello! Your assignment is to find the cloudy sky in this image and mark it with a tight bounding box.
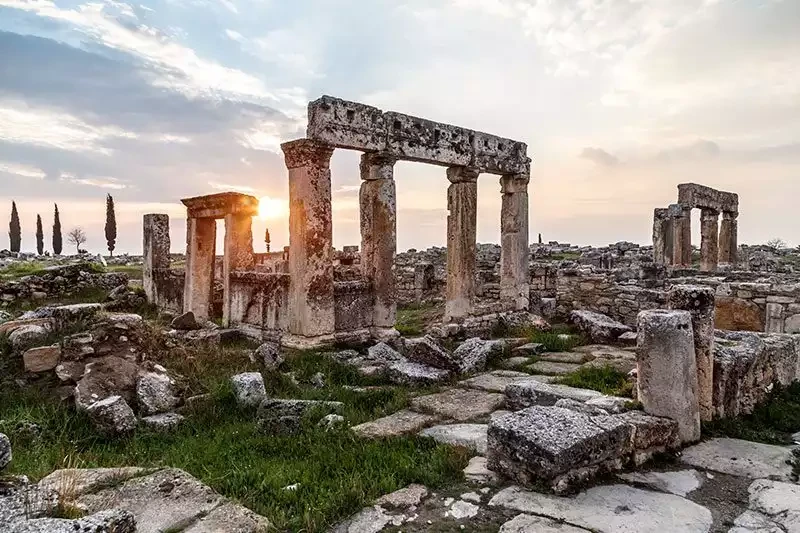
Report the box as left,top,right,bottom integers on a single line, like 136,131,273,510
1,0,798,254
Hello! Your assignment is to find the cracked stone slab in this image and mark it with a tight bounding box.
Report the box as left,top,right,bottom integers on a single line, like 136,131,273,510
457,370,541,392
617,469,705,497
538,352,588,364
489,484,712,533
351,409,440,438
680,438,794,480
411,388,505,422
499,514,592,532
744,478,800,532
528,361,583,375
420,424,488,455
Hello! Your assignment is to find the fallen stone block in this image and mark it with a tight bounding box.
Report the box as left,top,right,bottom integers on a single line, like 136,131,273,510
420,424,488,455
141,412,185,431
22,344,61,373
452,337,503,374
230,372,267,408
136,371,180,415
74,356,139,410
386,360,451,385
570,310,632,343
0,432,10,470
505,380,603,410
411,388,505,422
87,395,137,437
352,409,440,438
404,335,456,370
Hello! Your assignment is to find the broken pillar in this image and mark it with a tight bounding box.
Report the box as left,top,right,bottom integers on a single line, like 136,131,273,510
699,208,719,272
283,139,336,344
667,285,715,422
652,208,672,265
143,214,170,304
359,151,397,330
444,166,479,322
671,204,692,267
718,211,738,266
636,309,701,444
499,173,530,311
183,217,216,321
222,212,255,326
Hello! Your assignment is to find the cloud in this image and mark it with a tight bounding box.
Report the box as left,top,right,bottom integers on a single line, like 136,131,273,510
62,173,129,189
0,160,46,179
580,147,619,167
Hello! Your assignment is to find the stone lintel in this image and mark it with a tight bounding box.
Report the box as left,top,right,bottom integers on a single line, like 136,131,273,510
447,166,480,184
181,192,259,220
306,95,530,175
677,183,738,214
281,138,335,169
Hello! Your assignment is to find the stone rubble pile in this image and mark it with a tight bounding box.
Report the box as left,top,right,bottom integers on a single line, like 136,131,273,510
0,263,128,308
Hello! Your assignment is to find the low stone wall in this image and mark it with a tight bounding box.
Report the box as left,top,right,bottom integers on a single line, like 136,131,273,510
0,264,128,308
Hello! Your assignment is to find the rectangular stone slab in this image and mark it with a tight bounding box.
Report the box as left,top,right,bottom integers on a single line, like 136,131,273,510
411,388,506,422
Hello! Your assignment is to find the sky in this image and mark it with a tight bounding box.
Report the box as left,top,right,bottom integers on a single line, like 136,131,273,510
0,0,798,255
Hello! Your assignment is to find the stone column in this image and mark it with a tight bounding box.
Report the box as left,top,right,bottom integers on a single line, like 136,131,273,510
652,208,671,265
636,309,701,444
183,217,216,321
699,208,719,272
500,173,531,311
444,166,479,322
283,139,336,341
718,211,738,265
671,205,692,267
359,152,397,330
222,213,254,326
668,285,715,422
143,214,170,304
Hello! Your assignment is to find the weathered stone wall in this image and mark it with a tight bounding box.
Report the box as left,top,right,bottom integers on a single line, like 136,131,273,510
228,271,290,339
0,264,128,308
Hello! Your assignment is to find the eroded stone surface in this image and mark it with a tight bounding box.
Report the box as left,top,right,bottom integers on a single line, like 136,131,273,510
570,310,632,343
505,380,603,409
499,514,591,533
528,361,582,375
681,438,794,480
463,456,499,485
458,370,536,392
420,424,488,455
411,388,505,422
352,409,440,438
617,469,704,497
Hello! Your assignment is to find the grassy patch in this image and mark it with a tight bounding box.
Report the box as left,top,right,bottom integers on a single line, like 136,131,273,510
395,302,441,337
554,365,633,397
0,261,48,280
0,332,468,532
5,287,110,315
104,264,143,279
501,323,586,352
702,381,800,446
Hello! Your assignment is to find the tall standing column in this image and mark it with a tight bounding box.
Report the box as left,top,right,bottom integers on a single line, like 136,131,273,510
699,208,719,272
652,208,671,265
444,166,479,322
718,211,738,266
359,152,397,330
671,205,692,267
143,214,170,304
183,217,216,321
222,213,254,326
283,139,336,340
500,173,530,311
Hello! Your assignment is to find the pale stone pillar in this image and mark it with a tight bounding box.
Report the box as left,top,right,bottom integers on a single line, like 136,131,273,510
222,213,254,326
668,285,715,422
444,166,479,322
671,205,692,267
359,152,397,330
283,139,336,340
143,214,170,304
718,211,738,265
183,217,216,321
652,208,671,265
636,309,701,444
699,208,719,272
500,173,530,311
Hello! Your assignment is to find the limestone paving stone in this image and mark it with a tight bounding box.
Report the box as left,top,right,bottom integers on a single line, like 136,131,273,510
488,484,713,533
457,370,538,392
511,342,545,356
351,410,440,438
410,388,505,422
499,514,591,533
499,356,531,368
528,361,583,375
538,351,588,364
463,456,499,485
505,380,603,409
419,424,488,455
680,438,795,480
386,360,450,385
617,469,705,497
744,479,800,532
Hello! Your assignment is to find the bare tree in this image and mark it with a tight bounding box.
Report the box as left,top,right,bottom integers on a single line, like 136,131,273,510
67,227,87,253
766,238,786,251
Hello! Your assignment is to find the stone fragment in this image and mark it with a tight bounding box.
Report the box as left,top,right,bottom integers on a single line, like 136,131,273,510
745,479,800,532
463,456,499,485
617,469,705,497
253,341,284,369
141,412,185,431
366,341,404,364
512,342,544,356
330,506,396,533
86,395,137,437
554,398,608,416
0,432,10,470
636,309,700,444
230,372,267,408
257,398,343,433
680,438,794,480
616,410,679,451
537,351,587,364
170,311,201,330
452,337,503,374
9,324,49,349
728,510,783,533
488,484,712,533
136,371,180,415
404,335,456,370
22,344,61,373
528,361,582,375
458,370,539,392
420,424,488,455
352,410,440,438
487,407,633,487
411,388,505,422
386,360,450,385
444,500,479,519
570,310,632,343
499,514,591,533
74,356,139,410
318,414,345,430
714,296,763,331
585,396,630,414
310,371,325,388
55,361,85,382
505,380,603,410
11,510,137,533
617,331,638,346
375,484,428,509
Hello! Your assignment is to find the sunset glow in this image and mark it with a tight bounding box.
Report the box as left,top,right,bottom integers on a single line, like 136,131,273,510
258,195,288,220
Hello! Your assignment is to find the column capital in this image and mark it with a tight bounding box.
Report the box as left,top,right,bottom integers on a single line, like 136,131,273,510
722,210,739,220
281,138,335,169
446,166,480,184
500,173,530,193
653,207,669,221
360,151,397,180
700,207,720,219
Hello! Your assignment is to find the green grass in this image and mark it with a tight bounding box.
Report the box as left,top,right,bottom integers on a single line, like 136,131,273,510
0,329,468,532
5,287,110,315
395,302,441,337
0,261,48,280
501,323,586,352
702,382,800,446
104,264,143,279
554,365,633,397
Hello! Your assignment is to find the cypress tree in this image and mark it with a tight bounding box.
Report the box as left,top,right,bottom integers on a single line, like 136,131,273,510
9,201,21,253
53,203,63,255
105,194,117,256
36,214,44,255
